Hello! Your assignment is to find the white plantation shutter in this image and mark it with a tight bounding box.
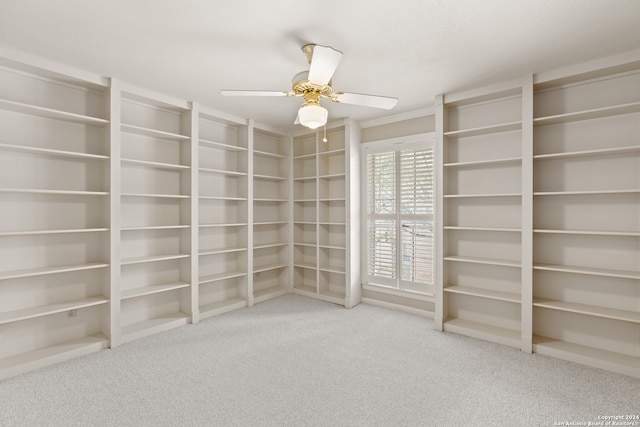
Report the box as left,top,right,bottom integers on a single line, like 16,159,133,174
366,151,397,285
400,149,434,291
367,151,395,215
401,220,433,285
400,149,433,215
368,219,395,279
364,141,434,294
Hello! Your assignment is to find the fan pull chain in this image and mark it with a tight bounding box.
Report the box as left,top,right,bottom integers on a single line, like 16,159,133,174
322,125,327,142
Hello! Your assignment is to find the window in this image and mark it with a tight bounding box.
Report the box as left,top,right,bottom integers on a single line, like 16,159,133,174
362,137,434,295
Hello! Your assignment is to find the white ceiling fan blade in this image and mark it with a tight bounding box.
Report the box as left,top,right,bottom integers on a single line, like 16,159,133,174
307,45,343,85
220,90,289,97
294,113,300,125
334,92,398,110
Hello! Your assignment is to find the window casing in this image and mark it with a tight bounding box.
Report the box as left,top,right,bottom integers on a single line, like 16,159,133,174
362,137,434,295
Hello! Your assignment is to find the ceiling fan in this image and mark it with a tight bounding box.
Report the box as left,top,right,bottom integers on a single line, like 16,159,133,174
220,44,398,129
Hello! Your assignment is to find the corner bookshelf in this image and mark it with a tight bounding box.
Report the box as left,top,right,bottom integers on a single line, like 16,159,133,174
437,83,527,349
252,128,291,303
293,132,318,299
531,63,640,377
0,59,111,379
118,90,193,343
197,112,249,319
291,119,361,308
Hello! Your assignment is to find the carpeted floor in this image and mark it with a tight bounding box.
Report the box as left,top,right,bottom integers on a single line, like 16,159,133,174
1,294,638,426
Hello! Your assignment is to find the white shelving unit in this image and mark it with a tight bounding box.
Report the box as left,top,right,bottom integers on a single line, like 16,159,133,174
117,90,193,344
531,63,640,377
436,82,529,350
0,55,302,380
292,119,361,308
197,112,249,319
3,50,638,381
436,54,640,377
0,58,111,378
0,55,338,380
252,128,291,303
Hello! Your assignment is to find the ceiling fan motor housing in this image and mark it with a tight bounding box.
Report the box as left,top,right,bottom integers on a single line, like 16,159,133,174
292,71,333,104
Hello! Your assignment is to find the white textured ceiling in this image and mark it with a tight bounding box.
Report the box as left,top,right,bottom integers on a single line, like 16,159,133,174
1,0,640,131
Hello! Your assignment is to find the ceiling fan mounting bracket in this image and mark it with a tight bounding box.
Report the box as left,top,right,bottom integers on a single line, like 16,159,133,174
301,44,316,64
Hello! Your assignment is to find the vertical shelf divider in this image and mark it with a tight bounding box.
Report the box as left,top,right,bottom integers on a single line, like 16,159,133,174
345,118,362,308
246,120,255,307
287,133,295,294
434,94,445,331
521,74,534,353
315,127,323,298
188,102,200,324
109,78,122,348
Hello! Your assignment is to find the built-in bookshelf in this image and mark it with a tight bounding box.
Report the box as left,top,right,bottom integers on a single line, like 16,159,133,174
0,54,300,379
436,53,640,378
197,112,249,318
118,90,193,344
252,128,291,303
291,120,361,307
531,62,640,377
437,84,526,349
3,49,638,381
0,58,111,378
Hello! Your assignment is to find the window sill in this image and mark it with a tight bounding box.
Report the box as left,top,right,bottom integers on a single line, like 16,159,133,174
362,282,435,303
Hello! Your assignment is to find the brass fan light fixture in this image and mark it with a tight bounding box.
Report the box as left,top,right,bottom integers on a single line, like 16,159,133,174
221,44,398,129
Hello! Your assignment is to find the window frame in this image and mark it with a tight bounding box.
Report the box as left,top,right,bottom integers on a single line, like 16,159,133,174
360,132,436,296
